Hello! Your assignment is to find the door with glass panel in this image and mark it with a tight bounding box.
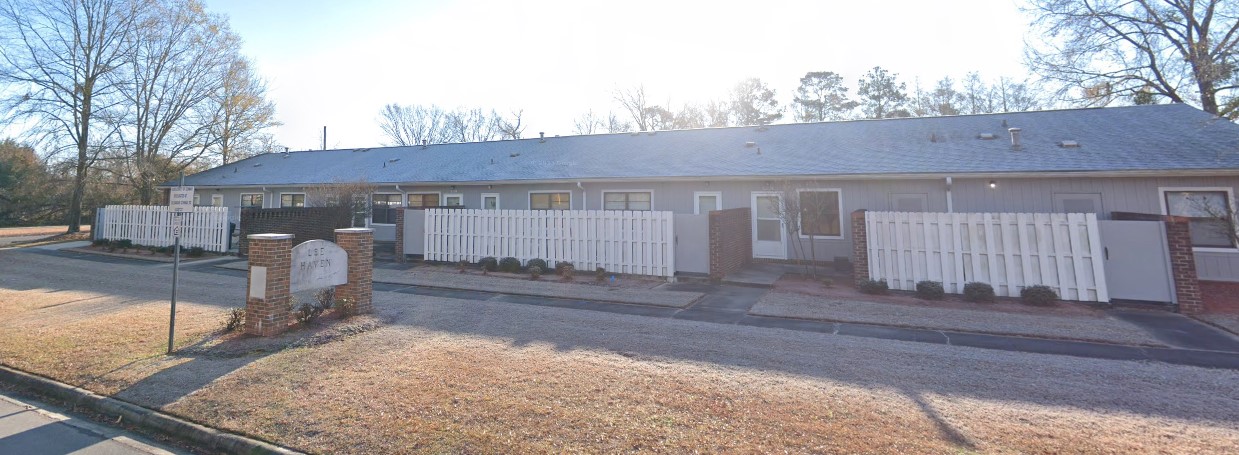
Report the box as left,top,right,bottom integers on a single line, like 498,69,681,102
751,192,786,259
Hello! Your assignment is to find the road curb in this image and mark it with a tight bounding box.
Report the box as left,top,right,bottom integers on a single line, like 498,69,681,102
0,365,302,455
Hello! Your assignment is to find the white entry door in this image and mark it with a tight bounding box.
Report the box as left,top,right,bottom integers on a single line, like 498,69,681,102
752,192,786,259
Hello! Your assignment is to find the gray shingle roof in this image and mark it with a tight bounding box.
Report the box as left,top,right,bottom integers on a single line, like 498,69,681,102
175,104,1239,187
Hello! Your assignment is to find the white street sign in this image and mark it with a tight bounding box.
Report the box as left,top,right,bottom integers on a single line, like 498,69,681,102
169,187,194,213
171,213,183,237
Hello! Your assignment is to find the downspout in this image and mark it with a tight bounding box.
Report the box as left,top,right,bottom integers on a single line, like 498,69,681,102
945,177,954,213
262,187,269,208
577,182,586,210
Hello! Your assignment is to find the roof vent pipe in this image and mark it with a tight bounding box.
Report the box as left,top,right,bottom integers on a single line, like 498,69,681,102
539,132,545,143
1008,128,1022,150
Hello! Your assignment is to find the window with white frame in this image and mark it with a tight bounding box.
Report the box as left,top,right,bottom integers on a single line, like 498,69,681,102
1163,188,1235,248
694,191,721,214
371,193,402,224
444,193,464,207
798,189,842,237
407,193,440,208
530,192,570,210
482,193,499,210
603,191,652,211
240,193,263,208
210,194,224,207
280,193,305,208
193,194,201,206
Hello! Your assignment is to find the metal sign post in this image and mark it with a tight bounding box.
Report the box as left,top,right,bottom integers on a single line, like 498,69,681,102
168,174,190,354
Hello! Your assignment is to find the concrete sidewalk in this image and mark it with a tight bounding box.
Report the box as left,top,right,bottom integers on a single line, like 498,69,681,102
0,390,181,455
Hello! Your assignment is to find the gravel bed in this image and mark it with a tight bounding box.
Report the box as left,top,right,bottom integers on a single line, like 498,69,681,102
373,268,702,307
752,292,1163,346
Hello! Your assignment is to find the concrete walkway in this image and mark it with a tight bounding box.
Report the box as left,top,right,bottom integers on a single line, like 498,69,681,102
0,391,181,455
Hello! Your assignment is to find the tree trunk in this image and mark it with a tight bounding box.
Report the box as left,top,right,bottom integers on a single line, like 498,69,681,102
66,142,87,233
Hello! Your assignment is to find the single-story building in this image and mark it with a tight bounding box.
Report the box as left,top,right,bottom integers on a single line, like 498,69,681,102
166,103,1239,280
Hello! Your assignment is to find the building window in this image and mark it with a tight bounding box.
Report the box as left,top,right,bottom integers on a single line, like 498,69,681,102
407,193,440,208
371,193,402,224
240,193,263,208
280,193,305,208
1163,189,1235,248
694,191,721,214
193,193,201,206
1053,193,1102,214
482,193,499,210
798,189,842,237
603,191,652,211
530,192,570,210
889,193,927,212
444,193,464,207
210,194,224,207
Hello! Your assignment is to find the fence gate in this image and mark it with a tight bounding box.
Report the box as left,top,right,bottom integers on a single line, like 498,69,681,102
866,211,1109,302
1098,220,1175,303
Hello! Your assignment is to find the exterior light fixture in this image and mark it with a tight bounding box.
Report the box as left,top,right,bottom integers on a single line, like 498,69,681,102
988,180,997,189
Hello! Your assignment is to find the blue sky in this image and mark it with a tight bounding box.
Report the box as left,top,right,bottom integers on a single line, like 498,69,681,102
205,0,1033,150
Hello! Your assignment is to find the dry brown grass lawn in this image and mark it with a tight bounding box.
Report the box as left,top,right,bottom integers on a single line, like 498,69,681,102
2,250,1238,454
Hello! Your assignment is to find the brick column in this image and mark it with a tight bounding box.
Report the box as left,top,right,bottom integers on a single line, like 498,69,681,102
335,228,374,314
245,234,293,336
851,210,869,286
708,208,752,281
1165,216,1204,314
393,208,406,263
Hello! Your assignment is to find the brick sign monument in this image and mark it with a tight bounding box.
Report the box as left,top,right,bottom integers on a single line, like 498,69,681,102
245,228,373,336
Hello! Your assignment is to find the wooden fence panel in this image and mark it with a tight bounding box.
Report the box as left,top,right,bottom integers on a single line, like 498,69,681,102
99,205,229,252
423,209,676,278
865,211,1109,302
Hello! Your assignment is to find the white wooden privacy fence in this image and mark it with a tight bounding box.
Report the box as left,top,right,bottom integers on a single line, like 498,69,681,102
98,205,230,252
865,211,1109,302
424,209,676,278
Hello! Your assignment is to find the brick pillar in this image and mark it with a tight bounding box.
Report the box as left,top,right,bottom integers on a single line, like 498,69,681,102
335,228,374,314
1165,216,1204,314
245,234,293,336
851,210,869,286
393,208,406,263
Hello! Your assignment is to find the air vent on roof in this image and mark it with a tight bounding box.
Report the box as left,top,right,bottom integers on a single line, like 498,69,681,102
1058,140,1080,148
647,131,656,136
388,158,400,163
510,153,520,158
977,133,996,140
252,163,263,167
756,126,769,132
629,131,640,136
745,141,757,148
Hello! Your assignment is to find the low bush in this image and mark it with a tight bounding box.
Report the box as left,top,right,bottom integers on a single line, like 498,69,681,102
295,301,324,325
858,278,888,295
560,264,575,281
525,258,548,271
458,259,469,273
114,239,133,251
92,238,109,247
595,267,607,282
223,307,245,332
478,257,498,272
820,277,835,288
147,245,159,254
528,266,543,280
315,288,335,310
336,297,358,317
187,246,205,257
915,280,945,300
499,257,521,273
963,282,995,303
1021,285,1058,306
555,261,575,276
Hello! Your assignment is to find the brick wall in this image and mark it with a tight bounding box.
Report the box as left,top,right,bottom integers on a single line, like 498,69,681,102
1165,216,1204,314
335,228,374,314
851,210,869,285
245,234,292,336
393,209,405,263
708,208,751,280
238,207,352,256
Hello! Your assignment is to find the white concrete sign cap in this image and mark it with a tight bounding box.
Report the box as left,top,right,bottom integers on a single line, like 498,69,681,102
290,240,348,292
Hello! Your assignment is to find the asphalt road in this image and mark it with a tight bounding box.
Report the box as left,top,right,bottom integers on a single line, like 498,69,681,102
0,391,182,455
0,235,47,247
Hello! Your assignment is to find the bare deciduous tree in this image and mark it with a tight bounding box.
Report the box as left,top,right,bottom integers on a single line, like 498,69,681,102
211,57,279,164
495,109,525,140
615,84,653,131
0,0,145,232
305,178,376,228
378,103,448,146
1025,0,1239,118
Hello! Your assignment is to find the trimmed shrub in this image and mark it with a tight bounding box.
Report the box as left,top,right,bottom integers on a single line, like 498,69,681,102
529,266,543,280
499,257,521,273
1021,285,1058,306
336,297,358,317
315,288,335,310
458,259,469,273
525,258,548,271
187,246,205,257
295,301,324,325
92,238,109,247
963,282,995,303
555,261,575,276
560,264,575,281
915,280,945,300
595,267,607,282
858,279,888,295
820,277,835,288
115,239,133,251
478,257,498,272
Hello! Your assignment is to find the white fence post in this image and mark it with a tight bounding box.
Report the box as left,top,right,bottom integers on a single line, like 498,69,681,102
422,209,677,278
865,211,1109,302
97,205,229,252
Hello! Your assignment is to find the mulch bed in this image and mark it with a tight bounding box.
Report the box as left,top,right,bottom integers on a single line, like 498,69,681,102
412,263,668,289
66,246,223,263
774,273,1105,317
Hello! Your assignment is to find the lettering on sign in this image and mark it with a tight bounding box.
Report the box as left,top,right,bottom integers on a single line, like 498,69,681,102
290,240,348,292
169,187,194,213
